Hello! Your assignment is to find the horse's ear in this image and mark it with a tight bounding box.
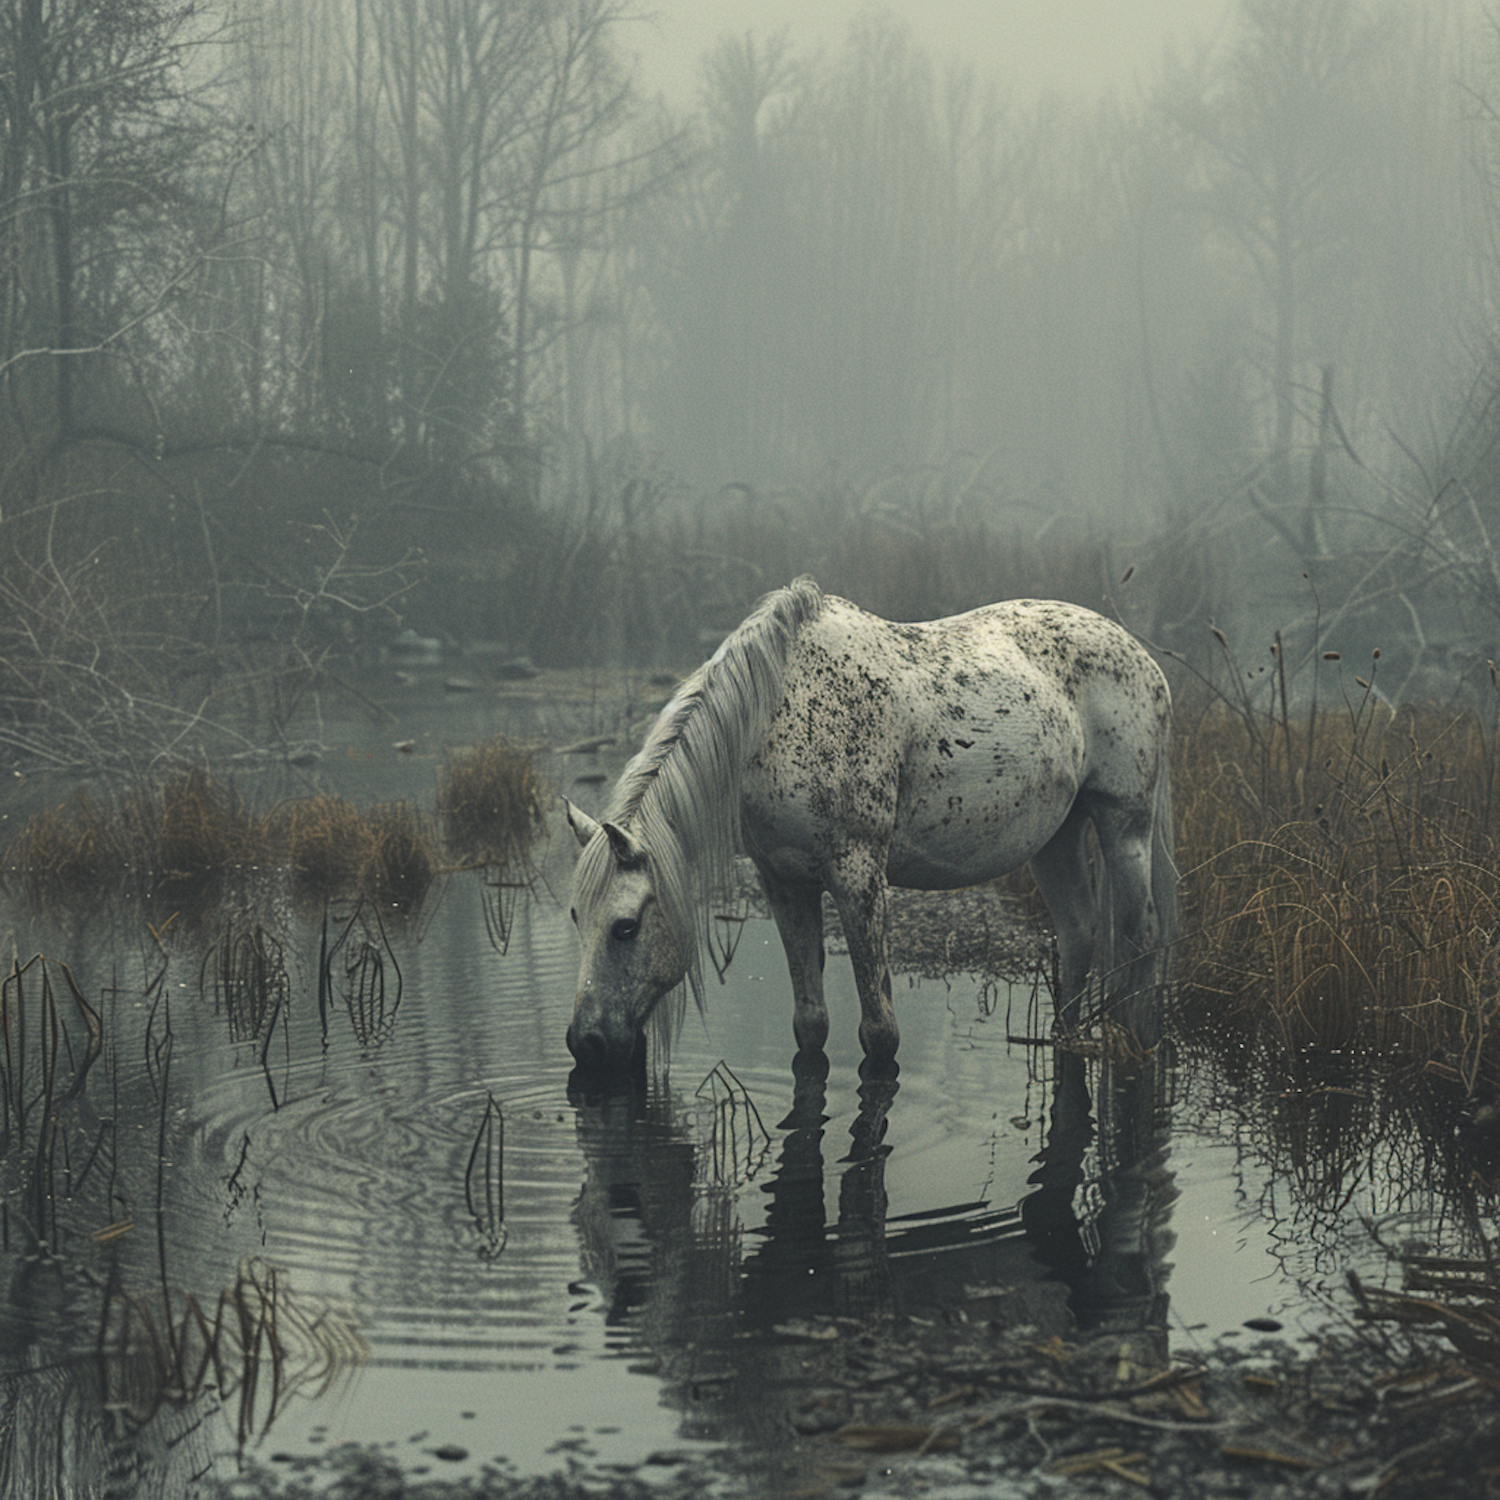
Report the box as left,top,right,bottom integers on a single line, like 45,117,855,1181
602,820,647,870
564,799,601,850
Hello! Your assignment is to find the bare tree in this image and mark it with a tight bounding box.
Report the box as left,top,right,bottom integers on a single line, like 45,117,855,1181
0,0,224,453
644,16,1039,486
1156,0,1396,514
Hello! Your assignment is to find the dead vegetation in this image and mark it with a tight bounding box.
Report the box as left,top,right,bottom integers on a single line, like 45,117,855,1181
1,735,540,917
1165,658,1500,1443
438,735,547,870
1173,647,1500,1106
98,1255,368,1449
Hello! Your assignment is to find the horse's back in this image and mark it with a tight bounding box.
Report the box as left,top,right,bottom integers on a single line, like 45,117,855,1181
743,596,1169,890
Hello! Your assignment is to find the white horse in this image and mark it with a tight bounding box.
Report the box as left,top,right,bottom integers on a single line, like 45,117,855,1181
565,577,1175,1072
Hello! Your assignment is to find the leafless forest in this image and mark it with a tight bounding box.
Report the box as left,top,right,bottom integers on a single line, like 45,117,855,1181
2,0,1499,772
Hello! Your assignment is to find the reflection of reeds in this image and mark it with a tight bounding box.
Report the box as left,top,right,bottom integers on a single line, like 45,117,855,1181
97,1256,367,1447
695,1062,771,1188
464,1094,507,1260
710,892,754,981
439,735,544,873
318,900,403,1046
202,922,290,1043
481,875,525,954
0,955,103,1250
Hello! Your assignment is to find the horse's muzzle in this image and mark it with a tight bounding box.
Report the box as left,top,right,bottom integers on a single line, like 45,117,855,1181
565,1013,647,1075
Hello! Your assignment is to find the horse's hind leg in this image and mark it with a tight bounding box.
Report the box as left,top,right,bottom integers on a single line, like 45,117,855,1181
1028,801,1098,1028
758,866,830,1052
1092,801,1163,1047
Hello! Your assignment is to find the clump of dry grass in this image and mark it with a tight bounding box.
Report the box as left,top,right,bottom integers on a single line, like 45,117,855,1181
438,736,544,873
147,769,263,886
264,794,436,911
6,774,448,917
1176,680,1500,1102
265,794,372,896
2,792,121,905
361,800,437,911
4,770,264,908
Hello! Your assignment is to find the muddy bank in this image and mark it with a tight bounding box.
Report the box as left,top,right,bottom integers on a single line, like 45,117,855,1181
207,1314,1500,1498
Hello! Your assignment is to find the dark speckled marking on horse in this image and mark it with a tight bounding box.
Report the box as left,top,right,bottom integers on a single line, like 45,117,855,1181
565,580,1176,1071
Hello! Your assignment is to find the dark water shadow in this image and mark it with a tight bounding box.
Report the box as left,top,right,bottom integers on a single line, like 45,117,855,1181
568,1040,1177,1462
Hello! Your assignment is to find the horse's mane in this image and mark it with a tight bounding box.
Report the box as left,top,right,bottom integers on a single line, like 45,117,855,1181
575,577,825,1041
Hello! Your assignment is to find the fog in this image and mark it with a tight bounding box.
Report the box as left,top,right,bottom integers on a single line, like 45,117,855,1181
0,0,1495,772
634,0,1237,105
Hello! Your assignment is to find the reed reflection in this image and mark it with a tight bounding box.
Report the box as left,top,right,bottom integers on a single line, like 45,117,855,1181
0,945,368,1499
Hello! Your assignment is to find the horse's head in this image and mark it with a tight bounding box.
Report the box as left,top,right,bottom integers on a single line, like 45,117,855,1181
564,801,692,1074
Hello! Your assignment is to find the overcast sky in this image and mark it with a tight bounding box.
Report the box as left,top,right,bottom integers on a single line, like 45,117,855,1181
629,0,1236,105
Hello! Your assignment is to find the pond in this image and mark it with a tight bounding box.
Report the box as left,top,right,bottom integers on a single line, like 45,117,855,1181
0,667,1474,1496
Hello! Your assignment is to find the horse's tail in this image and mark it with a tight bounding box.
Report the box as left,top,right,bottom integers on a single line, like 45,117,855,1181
1151,727,1177,968
1127,721,1177,1049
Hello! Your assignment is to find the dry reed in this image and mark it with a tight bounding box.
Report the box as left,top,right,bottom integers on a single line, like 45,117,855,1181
0,744,543,916
148,768,262,886
438,735,544,872
360,800,436,910
1175,688,1500,1102
1,792,120,905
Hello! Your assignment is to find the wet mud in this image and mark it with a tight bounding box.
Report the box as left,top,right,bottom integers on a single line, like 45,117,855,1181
208,1320,1500,1499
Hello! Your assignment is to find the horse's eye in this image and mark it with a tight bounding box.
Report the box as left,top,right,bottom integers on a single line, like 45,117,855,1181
611,917,640,942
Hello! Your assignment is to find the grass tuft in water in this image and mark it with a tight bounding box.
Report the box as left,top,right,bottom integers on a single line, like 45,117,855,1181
1,792,119,906
439,735,545,872
1,746,536,918
361,799,437,910
265,793,371,897
148,768,262,893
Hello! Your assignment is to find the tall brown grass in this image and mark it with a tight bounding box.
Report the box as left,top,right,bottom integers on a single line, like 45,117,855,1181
438,736,545,872
1175,675,1500,1103
3,735,541,917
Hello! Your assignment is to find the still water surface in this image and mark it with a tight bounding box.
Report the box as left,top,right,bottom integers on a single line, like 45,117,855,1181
0,673,1458,1494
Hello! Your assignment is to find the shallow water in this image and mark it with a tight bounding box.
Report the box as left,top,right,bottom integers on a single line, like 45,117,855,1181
0,672,1469,1495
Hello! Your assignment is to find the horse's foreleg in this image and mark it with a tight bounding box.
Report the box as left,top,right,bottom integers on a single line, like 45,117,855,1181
759,868,830,1052
1028,803,1098,1028
826,857,899,1063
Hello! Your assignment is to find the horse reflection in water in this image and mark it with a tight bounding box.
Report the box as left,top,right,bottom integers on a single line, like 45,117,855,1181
569,1044,1176,1454
566,577,1174,1074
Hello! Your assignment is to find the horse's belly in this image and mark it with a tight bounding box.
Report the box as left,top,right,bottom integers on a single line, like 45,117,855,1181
887,779,1072,889
886,724,1084,889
